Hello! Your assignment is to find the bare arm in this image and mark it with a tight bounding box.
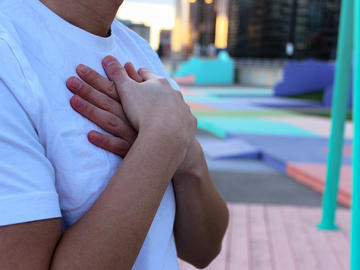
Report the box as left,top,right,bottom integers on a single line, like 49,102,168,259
64,62,229,268
52,123,187,269
173,139,229,268
0,56,196,270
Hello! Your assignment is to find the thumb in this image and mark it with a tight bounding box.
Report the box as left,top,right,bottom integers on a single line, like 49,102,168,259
138,68,161,81
102,56,130,88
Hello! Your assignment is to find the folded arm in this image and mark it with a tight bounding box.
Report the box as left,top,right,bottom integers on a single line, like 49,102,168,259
0,56,196,270
65,61,229,268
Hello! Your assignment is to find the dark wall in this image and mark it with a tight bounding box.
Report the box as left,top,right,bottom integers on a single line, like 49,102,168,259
227,0,340,60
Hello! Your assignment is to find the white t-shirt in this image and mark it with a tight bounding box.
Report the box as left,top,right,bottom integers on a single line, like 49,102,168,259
0,0,179,269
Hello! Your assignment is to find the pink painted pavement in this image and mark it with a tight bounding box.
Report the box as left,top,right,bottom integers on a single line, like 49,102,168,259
287,163,352,207
179,203,350,270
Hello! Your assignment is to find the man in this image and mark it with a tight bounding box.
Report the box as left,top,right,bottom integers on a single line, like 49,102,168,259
0,0,229,269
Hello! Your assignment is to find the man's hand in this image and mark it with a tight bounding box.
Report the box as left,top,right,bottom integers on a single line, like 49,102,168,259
66,58,229,268
67,57,197,160
66,62,137,157
66,59,205,176
67,58,196,162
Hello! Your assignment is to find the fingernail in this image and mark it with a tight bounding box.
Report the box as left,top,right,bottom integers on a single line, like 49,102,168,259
89,132,101,144
70,77,82,90
78,64,90,75
103,57,117,68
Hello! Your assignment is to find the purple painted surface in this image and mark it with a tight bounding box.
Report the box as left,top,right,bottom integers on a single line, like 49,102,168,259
232,134,352,165
197,136,260,159
275,59,354,107
261,153,287,173
323,81,353,107
274,59,334,97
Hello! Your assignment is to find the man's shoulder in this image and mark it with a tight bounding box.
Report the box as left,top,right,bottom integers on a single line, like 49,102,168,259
0,0,32,55
0,8,19,41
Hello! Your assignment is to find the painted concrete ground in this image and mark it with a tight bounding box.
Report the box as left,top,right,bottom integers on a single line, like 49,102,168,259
179,85,352,269
179,204,350,270
183,85,353,207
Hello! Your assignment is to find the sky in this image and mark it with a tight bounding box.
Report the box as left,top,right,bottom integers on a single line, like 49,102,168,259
125,0,175,5
117,0,176,48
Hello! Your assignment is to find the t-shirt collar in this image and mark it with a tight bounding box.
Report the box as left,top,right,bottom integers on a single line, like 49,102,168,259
28,0,116,52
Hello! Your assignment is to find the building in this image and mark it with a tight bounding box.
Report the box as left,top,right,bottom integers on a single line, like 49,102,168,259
227,0,340,60
158,30,172,58
172,0,190,56
118,19,151,42
188,0,216,53
173,0,229,56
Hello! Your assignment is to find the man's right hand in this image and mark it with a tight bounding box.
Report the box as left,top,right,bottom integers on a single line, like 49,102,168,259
102,56,196,147
68,56,197,167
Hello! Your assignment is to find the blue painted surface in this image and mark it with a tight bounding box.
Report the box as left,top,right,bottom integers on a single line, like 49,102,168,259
274,59,353,107
173,51,234,84
198,118,318,138
261,153,287,173
204,158,279,173
196,136,260,159
274,59,335,97
234,134,353,165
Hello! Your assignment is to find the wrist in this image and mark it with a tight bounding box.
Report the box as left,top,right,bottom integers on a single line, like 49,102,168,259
174,139,205,179
137,123,190,169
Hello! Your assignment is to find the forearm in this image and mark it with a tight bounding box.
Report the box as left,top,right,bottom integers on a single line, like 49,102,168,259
51,129,184,270
173,139,229,268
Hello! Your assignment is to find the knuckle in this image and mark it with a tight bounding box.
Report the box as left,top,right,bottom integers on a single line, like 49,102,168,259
79,83,91,97
139,68,148,75
108,63,125,76
106,81,118,99
159,77,170,86
115,140,130,156
86,68,96,80
107,115,119,129
85,104,94,116
102,97,116,112
93,73,104,86
119,140,130,151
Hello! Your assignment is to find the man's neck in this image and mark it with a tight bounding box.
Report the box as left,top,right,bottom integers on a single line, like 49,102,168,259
39,0,123,37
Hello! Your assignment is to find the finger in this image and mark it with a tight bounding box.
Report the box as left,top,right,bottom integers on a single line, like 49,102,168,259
76,64,119,101
102,56,130,89
67,76,124,119
70,95,137,143
88,131,131,158
124,62,143,83
138,68,161,81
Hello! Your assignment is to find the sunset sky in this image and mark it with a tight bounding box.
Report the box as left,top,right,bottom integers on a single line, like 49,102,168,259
117,0,176,49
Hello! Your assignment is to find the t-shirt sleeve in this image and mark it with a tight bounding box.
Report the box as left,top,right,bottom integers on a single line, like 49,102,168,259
0,38,61,226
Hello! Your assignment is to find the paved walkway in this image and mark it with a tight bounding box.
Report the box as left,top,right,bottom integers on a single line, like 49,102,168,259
179,203,350,270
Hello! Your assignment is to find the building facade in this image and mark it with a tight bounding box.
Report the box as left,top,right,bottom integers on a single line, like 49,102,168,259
119,20,151,42
173,0,230,56
227,0,340,60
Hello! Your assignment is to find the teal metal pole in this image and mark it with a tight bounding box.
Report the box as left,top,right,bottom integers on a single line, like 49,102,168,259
318,0,353,230
351,0,360,268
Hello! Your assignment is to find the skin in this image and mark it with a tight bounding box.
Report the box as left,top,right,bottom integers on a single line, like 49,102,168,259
67,62,230,267
0,1,229,269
